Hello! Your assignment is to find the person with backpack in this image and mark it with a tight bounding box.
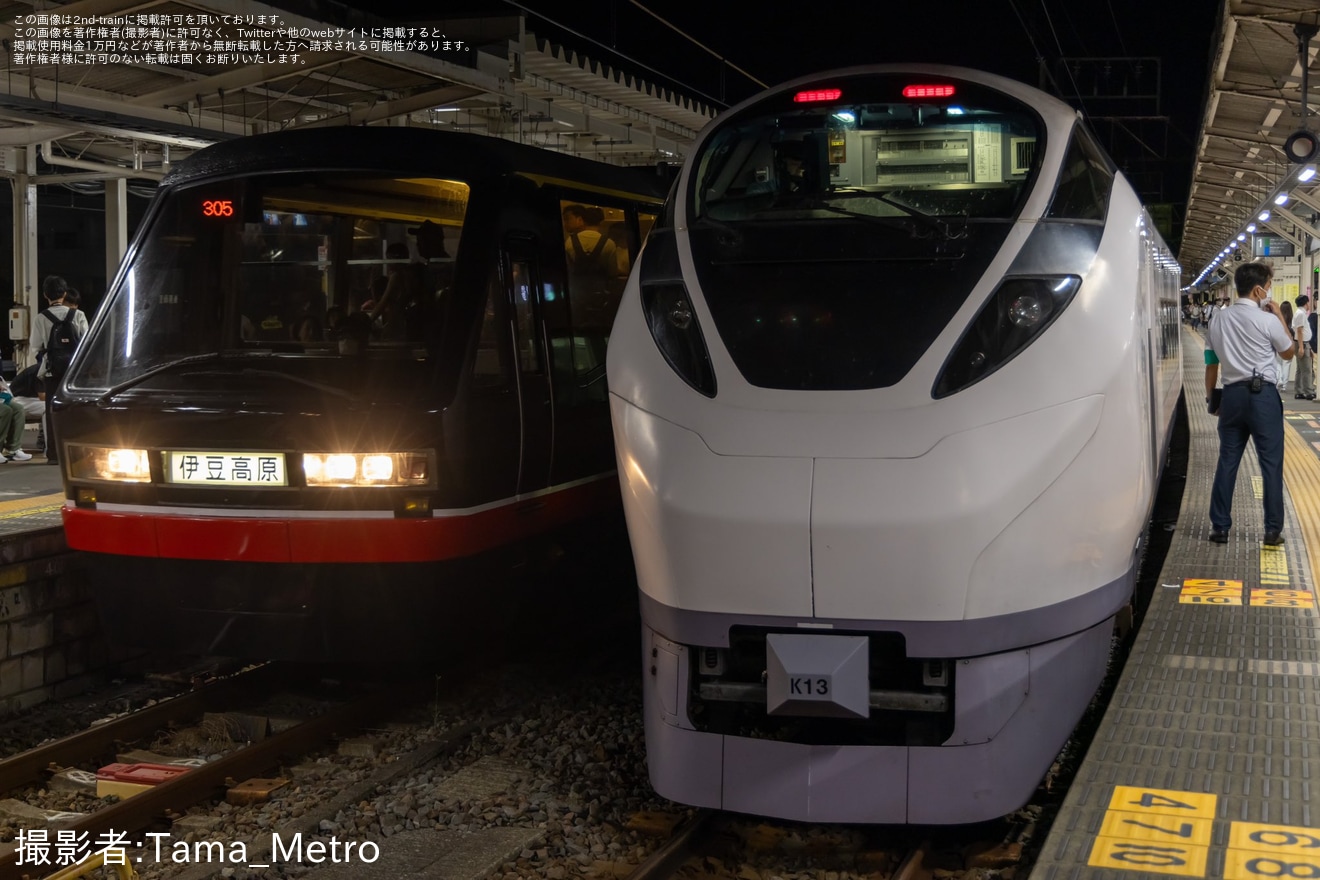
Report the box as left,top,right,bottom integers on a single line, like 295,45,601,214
563,204,618,292
31,276,89,465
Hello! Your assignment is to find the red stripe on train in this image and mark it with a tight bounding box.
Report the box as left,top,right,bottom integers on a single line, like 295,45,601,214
61,477,620,564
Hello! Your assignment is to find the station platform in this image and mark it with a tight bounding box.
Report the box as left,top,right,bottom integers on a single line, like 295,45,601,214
0,456,63,538
1031,325,1320,880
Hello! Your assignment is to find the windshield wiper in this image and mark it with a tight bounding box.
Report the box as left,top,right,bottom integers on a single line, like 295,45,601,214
99,354,367,406
691,214,744,246
829,189,967,240
98,352,236,402
236,368,364,404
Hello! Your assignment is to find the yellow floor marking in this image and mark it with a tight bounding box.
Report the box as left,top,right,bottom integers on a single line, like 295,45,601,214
1250,589,1316,607
1229,822,1320,856
1260,545,1290,588
1282,420,1320,597
1106,787,1218,820
1088,837,1209,875
0,488,62,517
1225,850,1320,880
1180,580,1243,605
1253,475,1264,499
1100,811,1214,846
1226,821,1320,880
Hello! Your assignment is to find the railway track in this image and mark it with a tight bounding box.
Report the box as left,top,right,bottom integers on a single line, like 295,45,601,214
621,811,1033,880
0,666,426,880
0,663,284,796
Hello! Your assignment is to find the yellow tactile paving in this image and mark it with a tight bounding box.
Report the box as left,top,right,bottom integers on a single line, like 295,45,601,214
1283,420,1320,593
0,491,63,515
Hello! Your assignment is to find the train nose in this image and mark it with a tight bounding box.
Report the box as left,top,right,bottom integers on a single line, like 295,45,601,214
616,394,1106,622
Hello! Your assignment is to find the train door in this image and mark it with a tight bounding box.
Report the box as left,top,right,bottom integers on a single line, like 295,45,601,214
548,199,655,484
503,236,553,495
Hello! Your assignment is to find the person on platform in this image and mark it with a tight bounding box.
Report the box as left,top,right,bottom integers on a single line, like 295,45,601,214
1204,261,1295,546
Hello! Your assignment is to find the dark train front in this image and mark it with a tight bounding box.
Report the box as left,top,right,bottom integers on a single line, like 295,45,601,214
53,128,663,659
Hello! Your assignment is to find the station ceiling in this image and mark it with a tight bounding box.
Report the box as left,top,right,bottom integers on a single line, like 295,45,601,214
1184,1,1320,289
0,0,715,185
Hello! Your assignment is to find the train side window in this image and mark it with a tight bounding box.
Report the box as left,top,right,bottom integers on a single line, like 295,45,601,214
510,258,542,374
1046,123,1115,222
560,199,630,391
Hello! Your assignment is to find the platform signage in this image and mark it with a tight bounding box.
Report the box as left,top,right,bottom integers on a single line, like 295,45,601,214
1088,788,1216,875
1180,579,1243,605
1088,788,1320,879
1250,589,1315,608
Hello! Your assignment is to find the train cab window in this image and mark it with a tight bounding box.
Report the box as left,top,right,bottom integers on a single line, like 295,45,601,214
681,72,1047,390
67,174,469,396
1045,123,1115,222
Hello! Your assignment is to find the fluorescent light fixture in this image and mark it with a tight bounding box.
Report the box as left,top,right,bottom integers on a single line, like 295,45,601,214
1301,166,1317,182
1238,234,1247,241
431,107,460,112
1260,210,1271,221
1248,224,1257,232
1275,193,1290,205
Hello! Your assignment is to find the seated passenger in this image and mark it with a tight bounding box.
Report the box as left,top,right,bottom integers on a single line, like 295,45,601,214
9,364,43,418
0,374,32,460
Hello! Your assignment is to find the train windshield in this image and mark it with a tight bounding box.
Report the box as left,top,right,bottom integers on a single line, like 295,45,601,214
67,173,469,400
691,74,1041,223
684,73,1047,391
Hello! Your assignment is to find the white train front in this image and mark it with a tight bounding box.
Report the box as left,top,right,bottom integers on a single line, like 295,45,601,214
607,65,1182,823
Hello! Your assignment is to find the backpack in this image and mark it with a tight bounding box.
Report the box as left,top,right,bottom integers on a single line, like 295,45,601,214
40,308,79,376
568,232,614,294
1310,311,1317,354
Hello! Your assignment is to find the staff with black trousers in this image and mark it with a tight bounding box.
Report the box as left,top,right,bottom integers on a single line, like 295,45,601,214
1205,260,1295,545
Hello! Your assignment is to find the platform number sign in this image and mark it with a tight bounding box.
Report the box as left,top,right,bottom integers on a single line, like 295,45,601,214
1226,824,1320,880
1180,579,1243,606
1087,788,1320,879
1088,787,1215,876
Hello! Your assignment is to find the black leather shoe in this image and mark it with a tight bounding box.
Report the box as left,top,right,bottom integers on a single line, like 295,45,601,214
1209,529,1229,543
1263,531,1285,546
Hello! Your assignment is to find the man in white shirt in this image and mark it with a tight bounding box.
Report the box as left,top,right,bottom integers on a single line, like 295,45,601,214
1204,261,1295,545
1294,295,1315,400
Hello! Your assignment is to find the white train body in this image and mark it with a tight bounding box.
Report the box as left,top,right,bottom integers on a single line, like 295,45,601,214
607,65,1182,823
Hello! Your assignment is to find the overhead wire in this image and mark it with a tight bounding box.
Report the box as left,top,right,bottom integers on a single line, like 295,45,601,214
1005,0,1065,96
498,0,761,108
624,1,767,90
1038,0,1089,117
1104,0,1130,56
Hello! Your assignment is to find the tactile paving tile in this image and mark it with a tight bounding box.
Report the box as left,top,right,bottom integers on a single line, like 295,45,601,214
0,504,62,537
1031,326,1320,880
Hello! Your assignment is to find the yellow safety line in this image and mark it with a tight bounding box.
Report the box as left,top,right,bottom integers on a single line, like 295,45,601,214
0,491,63,518
1283,420,1320,593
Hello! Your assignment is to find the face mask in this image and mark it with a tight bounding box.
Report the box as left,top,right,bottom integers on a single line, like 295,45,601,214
1261,289,1272,305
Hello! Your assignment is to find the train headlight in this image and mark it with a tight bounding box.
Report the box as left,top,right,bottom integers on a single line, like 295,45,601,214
302,452,428,487
933,275,1081,398
68,445,153,482
636,229,717,398
1007,294,1044,327
642,283,717,397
